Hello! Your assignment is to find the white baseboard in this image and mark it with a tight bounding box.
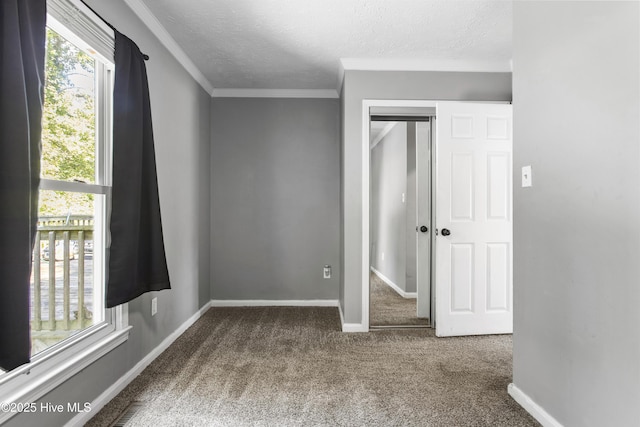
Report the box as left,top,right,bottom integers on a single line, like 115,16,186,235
508,383,563,427
341,322,368,332
210,299,339,307
66,301,213,427
370,267,417,298
338,304,367,332
212,299,367,332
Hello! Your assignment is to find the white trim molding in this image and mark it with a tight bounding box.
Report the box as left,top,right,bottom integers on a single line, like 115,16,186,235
339,58,512,93
39,178,108,195
210,299,339,307
67,301,213,427
211,300,367,332
341,323,367,333
508,383,564,427
341,58,512,73
370,267,417,299
211,88,339,99
361,100,439,330
338,305,367,333
123,0,215,96
1,326,130,425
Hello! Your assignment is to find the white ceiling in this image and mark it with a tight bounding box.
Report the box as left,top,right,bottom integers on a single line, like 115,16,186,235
136,0,512,92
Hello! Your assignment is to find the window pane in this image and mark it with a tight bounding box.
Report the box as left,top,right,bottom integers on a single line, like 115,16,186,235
41,27,96,184
30,190,104,355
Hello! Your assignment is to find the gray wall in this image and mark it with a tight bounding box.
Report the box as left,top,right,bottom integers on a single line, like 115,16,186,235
512,2,640,426
340,70,512,323
6,0,212,425
370,123,408,291
211,98,340,300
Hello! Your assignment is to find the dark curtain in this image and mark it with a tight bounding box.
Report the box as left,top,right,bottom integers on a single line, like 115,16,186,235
0,0,47,371
107,31,170,308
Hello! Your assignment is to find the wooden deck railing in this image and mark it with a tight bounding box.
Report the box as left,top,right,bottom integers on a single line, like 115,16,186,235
31,215,94,332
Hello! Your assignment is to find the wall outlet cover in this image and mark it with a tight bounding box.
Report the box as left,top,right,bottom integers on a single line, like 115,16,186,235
323,265,331,279
151,297,158,316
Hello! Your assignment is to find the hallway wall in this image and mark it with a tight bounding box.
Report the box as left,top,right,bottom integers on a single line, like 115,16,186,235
512,2,640,425
370,122,408,292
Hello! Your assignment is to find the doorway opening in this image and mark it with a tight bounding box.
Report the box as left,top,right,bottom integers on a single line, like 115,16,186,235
368,108,434,329
363,100,513,336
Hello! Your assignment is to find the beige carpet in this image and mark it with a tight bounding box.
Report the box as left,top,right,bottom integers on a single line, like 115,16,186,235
86,307,538,427
370,272,429,327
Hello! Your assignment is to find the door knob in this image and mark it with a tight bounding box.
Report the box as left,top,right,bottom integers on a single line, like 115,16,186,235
419,225,428,233
441,228,451,236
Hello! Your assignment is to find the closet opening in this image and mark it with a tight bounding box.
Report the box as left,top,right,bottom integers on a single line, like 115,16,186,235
368,107,435,330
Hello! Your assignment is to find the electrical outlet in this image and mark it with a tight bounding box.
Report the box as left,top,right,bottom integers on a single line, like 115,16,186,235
381,252,385,261
323,265,331,279
151,297,157,316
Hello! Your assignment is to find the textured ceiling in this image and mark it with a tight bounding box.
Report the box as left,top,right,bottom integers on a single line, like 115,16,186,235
139,0,512,91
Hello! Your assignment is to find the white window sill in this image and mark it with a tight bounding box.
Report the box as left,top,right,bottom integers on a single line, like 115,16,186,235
0,324,131,425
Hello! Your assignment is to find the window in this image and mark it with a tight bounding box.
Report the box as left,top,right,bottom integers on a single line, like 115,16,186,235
0,1,128,420
32,17,110,355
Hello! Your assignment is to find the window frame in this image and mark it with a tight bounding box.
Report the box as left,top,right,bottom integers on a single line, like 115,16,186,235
0,1,129,423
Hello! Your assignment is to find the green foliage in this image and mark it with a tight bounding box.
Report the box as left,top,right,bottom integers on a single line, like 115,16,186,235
40,29,96,216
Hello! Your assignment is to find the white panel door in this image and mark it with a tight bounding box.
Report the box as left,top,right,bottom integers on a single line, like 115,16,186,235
435,102,512,337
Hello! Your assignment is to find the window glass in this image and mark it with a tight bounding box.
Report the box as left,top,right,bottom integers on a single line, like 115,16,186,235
30,190,104,355
28,23,108,355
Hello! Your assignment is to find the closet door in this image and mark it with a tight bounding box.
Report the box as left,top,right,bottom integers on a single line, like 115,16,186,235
435,102,512,337
416,121,431,319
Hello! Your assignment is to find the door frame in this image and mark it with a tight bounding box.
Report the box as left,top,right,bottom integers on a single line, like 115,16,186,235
362,99,438,331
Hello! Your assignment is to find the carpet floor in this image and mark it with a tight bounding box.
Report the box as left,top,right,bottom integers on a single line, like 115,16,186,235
86,307,539,427
370,273,429,327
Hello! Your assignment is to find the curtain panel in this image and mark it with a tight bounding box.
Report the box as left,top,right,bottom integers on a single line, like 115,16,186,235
107,30,170,308
0,0,47,371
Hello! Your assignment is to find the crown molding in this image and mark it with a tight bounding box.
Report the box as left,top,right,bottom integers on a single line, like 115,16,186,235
340,58,513,73
123,0,215,96
338,58,513,92
212,88,339,99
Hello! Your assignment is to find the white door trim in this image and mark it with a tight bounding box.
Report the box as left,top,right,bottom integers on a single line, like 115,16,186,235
362,100,438,331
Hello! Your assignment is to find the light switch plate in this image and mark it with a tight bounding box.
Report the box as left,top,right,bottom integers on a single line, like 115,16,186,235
522,165,532,187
